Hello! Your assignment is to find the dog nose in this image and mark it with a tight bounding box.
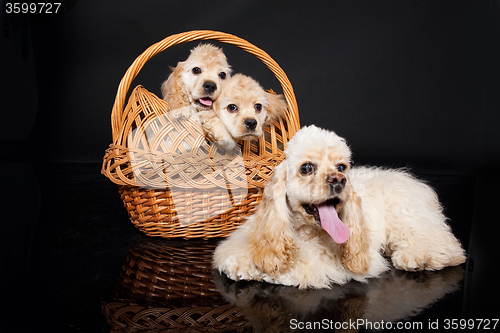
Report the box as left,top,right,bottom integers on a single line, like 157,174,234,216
203,81,217,94
244,118,258,130
327,174,346,193
327,174,346,185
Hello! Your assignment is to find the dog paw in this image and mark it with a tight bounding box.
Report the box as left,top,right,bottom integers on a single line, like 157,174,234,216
170,108,191,119
170,105,199,121
221,256,261,281
391,250,427,271
213,140,237,151
392,248,465,272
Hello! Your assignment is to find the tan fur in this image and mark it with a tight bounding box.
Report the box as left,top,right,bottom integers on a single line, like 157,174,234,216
247,163,297,275
161,45,287,150
161,64,190,114
213,125,466,289
339,188,371,275
161,43,231,120
265,91,289,123
205,73,288,149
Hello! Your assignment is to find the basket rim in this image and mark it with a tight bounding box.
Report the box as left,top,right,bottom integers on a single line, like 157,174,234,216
109,30,300,142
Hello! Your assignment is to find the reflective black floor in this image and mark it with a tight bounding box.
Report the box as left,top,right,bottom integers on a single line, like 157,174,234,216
2,163,497,332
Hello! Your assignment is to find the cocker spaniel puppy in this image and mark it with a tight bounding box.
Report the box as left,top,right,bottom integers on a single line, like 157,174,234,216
161,44,287,149
213,125,466,288
200,73,288,149
161,43,232,121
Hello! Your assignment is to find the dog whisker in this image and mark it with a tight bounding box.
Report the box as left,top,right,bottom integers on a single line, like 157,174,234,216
214,125,466,288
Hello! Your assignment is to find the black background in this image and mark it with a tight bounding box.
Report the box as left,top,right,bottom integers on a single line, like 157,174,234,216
2,0,497,171
1,0,499,331
3,0,498,171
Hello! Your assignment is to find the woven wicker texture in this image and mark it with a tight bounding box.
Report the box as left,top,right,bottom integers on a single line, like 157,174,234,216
102,238,252,332
102,30,300,238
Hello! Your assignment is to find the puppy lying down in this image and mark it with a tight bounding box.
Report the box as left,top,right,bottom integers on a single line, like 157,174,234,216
213,126,466,288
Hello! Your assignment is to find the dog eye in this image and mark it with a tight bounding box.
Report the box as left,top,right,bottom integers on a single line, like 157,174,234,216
255,103,262,113
337,164,347,172
192,67,202,74
299,162,316,175
219,72,227,80
227,104,238,113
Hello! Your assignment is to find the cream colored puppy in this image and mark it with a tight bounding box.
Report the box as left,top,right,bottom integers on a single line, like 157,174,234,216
214,125,466,288
161,43,231,120
200,73,288,149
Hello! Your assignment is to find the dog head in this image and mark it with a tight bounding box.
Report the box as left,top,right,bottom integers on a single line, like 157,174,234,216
284,125,352,242
161,43,232,111
213,73,288,141
248,125,371,276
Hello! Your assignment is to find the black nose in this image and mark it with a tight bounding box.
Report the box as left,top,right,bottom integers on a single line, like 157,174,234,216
327,174,346,194
244,118,258,130
203,81,217,94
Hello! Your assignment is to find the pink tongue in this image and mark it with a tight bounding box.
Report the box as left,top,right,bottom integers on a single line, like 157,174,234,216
316,202,350,244
199,98,213,106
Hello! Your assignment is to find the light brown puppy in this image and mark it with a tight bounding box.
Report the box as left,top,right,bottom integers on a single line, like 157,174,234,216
201,73,288,149
161,43,231,121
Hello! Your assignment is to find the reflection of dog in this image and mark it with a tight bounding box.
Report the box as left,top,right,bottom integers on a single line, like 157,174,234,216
214,125,466,288
161,43,231,121
200,73,288,149
214,267,464,333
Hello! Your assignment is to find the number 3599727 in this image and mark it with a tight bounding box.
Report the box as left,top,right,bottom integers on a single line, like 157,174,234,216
444,319,499,330
5,3,62,14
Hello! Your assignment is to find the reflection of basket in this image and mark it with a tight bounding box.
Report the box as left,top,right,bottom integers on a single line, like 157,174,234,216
102,238,252,332
102,30,300,238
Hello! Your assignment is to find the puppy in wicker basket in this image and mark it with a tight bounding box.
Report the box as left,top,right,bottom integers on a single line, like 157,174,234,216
161,43,232,121
201,73,288,149
213,125,466,288
161,44,287,149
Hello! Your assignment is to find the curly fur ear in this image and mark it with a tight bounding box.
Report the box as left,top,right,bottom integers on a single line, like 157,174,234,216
339,185,371,275
248,162,297,275
265,92,288,124
161,62,189,110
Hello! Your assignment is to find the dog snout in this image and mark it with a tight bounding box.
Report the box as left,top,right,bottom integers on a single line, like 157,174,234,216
327,174,346,193
203,81,217,94
244,118,258,130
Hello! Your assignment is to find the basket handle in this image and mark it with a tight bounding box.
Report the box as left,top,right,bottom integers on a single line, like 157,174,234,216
111,30,299,140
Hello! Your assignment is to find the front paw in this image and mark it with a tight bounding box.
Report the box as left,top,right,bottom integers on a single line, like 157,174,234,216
391,249,427,271
221,255,261,282
212,140,237,151
170,107,192,119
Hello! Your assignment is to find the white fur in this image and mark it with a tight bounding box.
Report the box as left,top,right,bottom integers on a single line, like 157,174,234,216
213,125,466,288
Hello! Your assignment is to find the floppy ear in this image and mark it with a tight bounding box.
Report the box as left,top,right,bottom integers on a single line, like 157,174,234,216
338,184,371,275
248,162,297,275
265,92,288,124
161,61,189,110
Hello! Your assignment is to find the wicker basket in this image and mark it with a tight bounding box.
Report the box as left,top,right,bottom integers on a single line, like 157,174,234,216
101,237,252,332
102,30,300,238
